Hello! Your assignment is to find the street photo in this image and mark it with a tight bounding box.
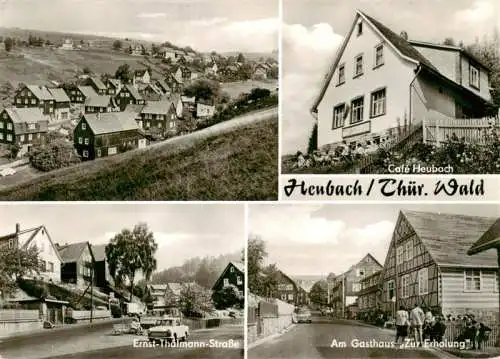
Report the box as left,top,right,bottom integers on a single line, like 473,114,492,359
0,0,279,200
0,203,245,359
247,203,500,359
281,0,500,174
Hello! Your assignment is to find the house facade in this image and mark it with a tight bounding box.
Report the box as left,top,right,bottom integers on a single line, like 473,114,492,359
14,85,55,116
47,88,71,121
84,76,107,95
73,112,146,160
330,254,383,318
84,95,116,114
0,224,62,283
134,69,151,85
64,86,86,103
379,210,499,322
357,270,382,318
106,79,122,96
312,10,498,150
90,244,113,290
212,262,245,296
196,102,216,120
138,100,178,136
115,85,145,111
57,241,95,288
0,107,48,155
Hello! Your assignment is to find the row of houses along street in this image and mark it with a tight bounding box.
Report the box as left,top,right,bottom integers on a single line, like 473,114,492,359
0,203,245,359
247,204,500,359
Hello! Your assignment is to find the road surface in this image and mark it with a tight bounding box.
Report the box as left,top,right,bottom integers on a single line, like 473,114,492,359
0,323,243,359
249,315,445,359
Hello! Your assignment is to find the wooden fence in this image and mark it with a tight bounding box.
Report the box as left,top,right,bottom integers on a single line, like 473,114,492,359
424,116,498,145
67,309,111,321
0,309,39,322
443,321,499,348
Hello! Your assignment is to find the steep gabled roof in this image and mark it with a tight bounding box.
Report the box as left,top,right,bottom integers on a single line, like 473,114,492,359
84,95,112,107
211,261,245,290
4,107,45,124
107,78,121,88
468,218,500,255
402,210,498,268
78,85,98,99
124,84,144,100
47,87,70,102
26,85,54,101
141,100,174,115
311,10,438,112
83,111,140,135
91,244,107,262
57,241,91,263
88,76,107,91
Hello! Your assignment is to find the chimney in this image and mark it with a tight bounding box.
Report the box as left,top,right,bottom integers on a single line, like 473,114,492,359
400,31,409,41
15,223,20,234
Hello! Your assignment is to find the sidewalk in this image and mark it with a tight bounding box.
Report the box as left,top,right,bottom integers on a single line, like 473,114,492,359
247,324,296,350
442,347,500,358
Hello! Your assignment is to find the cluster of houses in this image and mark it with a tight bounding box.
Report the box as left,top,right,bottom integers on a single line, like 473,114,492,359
312,10,499,153
327,210,500,325
257,268,309,306
0,67,217,159
0,223,113,296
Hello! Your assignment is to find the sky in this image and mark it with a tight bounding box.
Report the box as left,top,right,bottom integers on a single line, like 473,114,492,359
248,203,500,277
0,203,245,271
281,0,500,154
0,0,278,52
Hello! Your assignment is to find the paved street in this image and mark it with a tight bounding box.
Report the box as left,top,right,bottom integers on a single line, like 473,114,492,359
0,323,243,359
249,315,444,359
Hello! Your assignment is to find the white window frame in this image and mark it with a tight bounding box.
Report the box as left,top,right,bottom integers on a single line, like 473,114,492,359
332,103,345,129
223,278,229,287
82,123,86,130
375,44,384,67
20,134,25,142
401,274,410,298
469,64,480,89
0,133,3,140
78,137,83,144
354,54,364,77
28,133,32,141
84,138,89,145
464,269,482,292
6,134,12,141
82,150,89,158
405,240,413,261
0,121,3,129
387,280,395,301
396,245,404,265
7,123,12,130
370,88,386,118
350,96,364,124
418,268,428,295
338,63,345,85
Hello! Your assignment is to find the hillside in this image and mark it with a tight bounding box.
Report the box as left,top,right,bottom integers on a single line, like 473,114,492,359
0,110,278,200
144,251,242,289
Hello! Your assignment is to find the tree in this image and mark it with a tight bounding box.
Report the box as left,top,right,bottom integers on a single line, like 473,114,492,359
261,264,280,298
307,123,318,154
248,88,271,101
0,245,40,298
115,63,132,84
247,235,267,295
194,259,212,288
236,53,245,63
106,223,158,301
183,79,221,103
29,140,81,172
309,280,328,306
8,143,21,159
4,37,13,52
112,40,122,51
178,283,214,317
443,37,456,46
212,284,244,310
326,272,336,281
82,66,91,74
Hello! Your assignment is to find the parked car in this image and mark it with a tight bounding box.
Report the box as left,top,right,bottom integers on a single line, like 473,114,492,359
147,316,189,344
0,168,16,177
295,308,312,324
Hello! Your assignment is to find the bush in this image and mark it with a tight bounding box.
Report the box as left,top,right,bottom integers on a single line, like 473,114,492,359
30,141,81,172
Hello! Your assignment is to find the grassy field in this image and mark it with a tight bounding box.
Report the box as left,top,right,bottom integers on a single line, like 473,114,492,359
0,117,278,201
221,79,278,99
0,47,153,85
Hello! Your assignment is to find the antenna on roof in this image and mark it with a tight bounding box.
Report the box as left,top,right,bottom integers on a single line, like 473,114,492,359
400,31,408,40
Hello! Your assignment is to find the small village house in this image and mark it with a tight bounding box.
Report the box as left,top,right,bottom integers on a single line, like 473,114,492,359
56,242,95,288
106,78,122,96
212,262,245,296
137,83,164,101
0,223,62,283
0,107,48,156
180,96,196,120
14,85,55,116
47,88,71,122
205,62,218,75
73,112,146,160
60,38,74,50
165,73,183,93
152,78,171,96
356,270,382,319
133,69,151,85
84,95,117,114
330,254,383,319
115,85,145,111
312,10,499,151
252,64,269,80
131,44,144,56
64,86,86,104
157,47,177,62
90,244,113,290
138,100,178,136
378,210,499,322
83,76,107,96
272,270,300,305
146,283,184,316
77,86,99,104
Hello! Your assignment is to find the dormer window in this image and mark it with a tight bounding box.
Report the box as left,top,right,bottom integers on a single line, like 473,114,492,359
469,63,480,90
357,22,363,36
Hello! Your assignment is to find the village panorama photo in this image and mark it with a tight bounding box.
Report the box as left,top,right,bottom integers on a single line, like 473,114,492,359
246,203,500,359
0,203,245,359
0,0,279,200
281,0,500,174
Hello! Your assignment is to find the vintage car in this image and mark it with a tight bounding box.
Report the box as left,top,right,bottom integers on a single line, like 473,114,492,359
295,308,312,323
147,316,189,344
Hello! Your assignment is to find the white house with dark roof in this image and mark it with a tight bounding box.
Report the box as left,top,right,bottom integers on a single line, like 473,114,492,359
57,241,95,288
47,87,71,122
0,223,62,283
84,95,117,114
73,111,146,160
378,210,499,322
138,100,177,135
0,107,48,155
312,10,499,151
